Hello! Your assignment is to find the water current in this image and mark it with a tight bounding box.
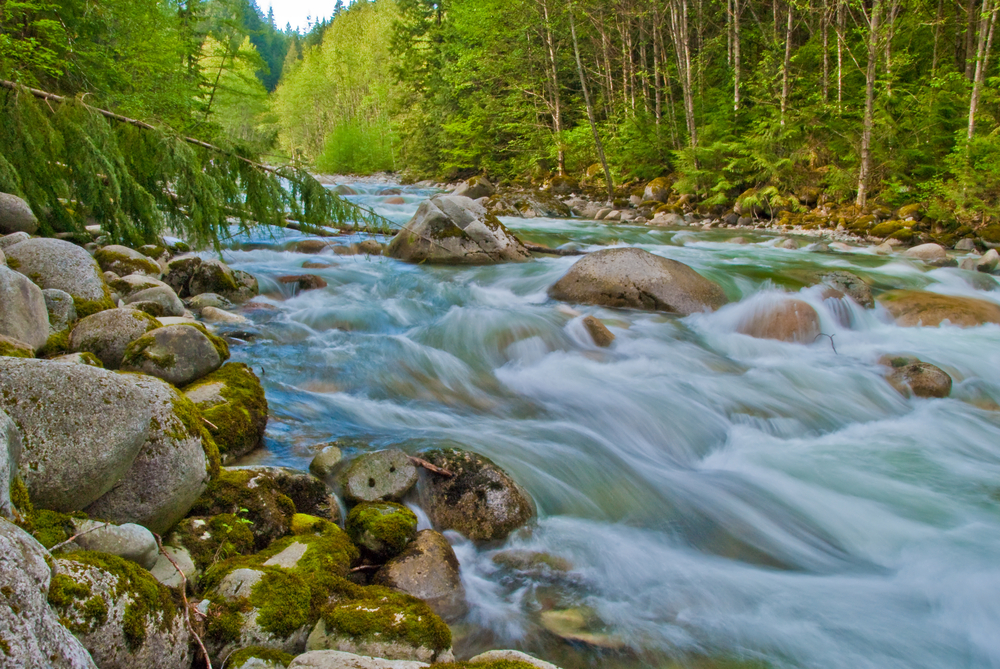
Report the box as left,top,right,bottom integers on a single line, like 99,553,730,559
214,180,1000,669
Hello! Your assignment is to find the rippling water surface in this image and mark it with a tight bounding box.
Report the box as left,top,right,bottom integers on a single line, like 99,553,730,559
215,182,1000,669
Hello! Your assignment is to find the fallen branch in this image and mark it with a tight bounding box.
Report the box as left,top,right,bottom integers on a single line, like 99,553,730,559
284,221,343,237
201,417,219,431
349,564,382,573
48,521,112,553
153,533,212,669
408,456,454,477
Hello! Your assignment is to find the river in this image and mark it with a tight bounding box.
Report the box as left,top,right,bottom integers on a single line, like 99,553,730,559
214,181,1000,669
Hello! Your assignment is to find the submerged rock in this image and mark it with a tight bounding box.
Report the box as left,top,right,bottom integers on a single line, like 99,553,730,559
878,290,1000,327
549,247,728,315
735,298,821,343
581,315,615,347
387,194,530,265
879,355,953,398
373,529,467,620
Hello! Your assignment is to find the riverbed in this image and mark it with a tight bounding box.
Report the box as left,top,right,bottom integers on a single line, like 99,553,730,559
216,182,1000,669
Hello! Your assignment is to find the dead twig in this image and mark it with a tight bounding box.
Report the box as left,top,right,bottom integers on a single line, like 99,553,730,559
201,417,219,431
408,456,454,477
349,564,382,573
814,332,838,354
48,521,112,552
153,533,212,669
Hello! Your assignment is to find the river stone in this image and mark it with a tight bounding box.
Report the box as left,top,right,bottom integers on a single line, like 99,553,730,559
0,265,49,350
342,449,418,503
305,613,453,664
188,258,237,296
821,271,874,308
0,333,33,358
51,553,191,669
163,255,202,295
310,442,344,478
43,288,77,332
123,285,185,317
581,315,615,347
451,176,495,200
549,247,728,315
387,194,530,265
297,239,335,254
4,237,113,311
183,362,268,462
373,529,467,620
346,501,418,559
977,248,1000,272
50,352,104,367
881,358,953,398
1,232,30,252
149,543,197,590
0,357,151,511
0,192,38,234
289,651,429,669
469,650,562,669
121,323,228,385
416,448,535,542
736,298,821,343
0,518,98,669
1,409,21,519
188,292,234,312
278,274,328,292
334,184,359,195
903,243,948,262
109,272,170,298
69,519,159,569
877,290,1000,327
201,305,249,324
94,245,161,277
69,308,162,369
85,377,213,533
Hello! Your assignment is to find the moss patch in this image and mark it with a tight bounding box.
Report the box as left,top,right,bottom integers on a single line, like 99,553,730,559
0,338,32,358
168,393,221,478
191,469,298,549
346,501,417,558
319,583,452,652
73,296,116,319
290,513,333,536
38,330,69,358
173,513,256,572
181,363,266,460
120,331,176,371
227,646,295,668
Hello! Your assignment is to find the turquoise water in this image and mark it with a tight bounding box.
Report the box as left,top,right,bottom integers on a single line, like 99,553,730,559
215,182,1000,669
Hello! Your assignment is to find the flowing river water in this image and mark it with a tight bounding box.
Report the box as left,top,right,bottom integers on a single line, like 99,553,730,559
215,181,1000,669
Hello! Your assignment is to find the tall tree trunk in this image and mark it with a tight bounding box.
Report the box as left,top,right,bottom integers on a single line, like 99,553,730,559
656,20,681,147
932,0,944,77
734,0,742,111
569,2,614,201
857,0,883,208
780,2,793,125
966,0,978,80
884,0,899,97
822,0,830,103
969,0,998,138
667,0,698,156
540,0,565,175
837,0,844,110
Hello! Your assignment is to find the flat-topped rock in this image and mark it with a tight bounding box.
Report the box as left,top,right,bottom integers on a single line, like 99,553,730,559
878,290,1000,327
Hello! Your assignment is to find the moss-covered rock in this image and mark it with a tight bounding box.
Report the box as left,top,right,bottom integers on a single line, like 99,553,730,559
229,646,296,668
869,220,905,239
4,238,114,314
68,308,162,369
346,502,417,560
643,176,672,203
121,323,229,386
94,245,162,277
183,363,268,462
0,334,33,358
168,513,257,572
50,551,190,669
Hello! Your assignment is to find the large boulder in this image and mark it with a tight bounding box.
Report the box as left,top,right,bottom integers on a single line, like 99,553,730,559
820,271,874,308
94,245,161,277
49,552,190,669
451,176,495,200
386,195,530,265
107,273,170,299
122,285,185,317
0,358,151,511
416,448,535,542
341,449,418,503
0,518,97,668
4,238,114,316
549,248,728,315
0,265,49,351
0,192,38,234
120,323,229,386
373,530,466,620
346,502,418,560
182,363,268,462
43,288,77,332
903,243,948,262
1,408,21,519
84,378,216,534
642,176,672,203
735,298,821,343
68,308,162,369
288,651,429,668
0,230,31,249
878,290,1000,327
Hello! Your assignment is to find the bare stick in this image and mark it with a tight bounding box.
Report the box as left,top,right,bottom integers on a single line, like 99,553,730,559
48,522,112,552
813,332,838,354
349,564,382,573
153,533,212,669
201,417,219,431
408,456,454,477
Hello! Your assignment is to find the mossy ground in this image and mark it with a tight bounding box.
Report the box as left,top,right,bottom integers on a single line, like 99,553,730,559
227,646,295,668
182,362,267,460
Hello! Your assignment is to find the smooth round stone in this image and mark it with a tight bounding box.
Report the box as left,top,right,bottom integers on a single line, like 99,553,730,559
341,449,418,503
70,519,159,569
309,442,344,478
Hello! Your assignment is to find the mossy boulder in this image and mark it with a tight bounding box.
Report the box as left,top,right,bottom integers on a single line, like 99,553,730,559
228,646,296,668
121,323,229,386
94,245,162,277
163,255,203,296
735,297,821,343
346,502,418,560
451,176,495,200
548,248,728,315
167,513,257,572
0,518,97,668
50,551,190,669
878,290,1000,327
416,448,535,543
0,265,49,351
896,203,924,220
122,285,185,317
869,220,905,239
373,529,466,620
69,308,162,369
546,175,578,195
387,195,530,265
183,363,268,463
109,273,171,298
642,176,672,203
85,377,217,533
341,449,419,503
4,237,114,315
0,334,33,358
879,356,953,398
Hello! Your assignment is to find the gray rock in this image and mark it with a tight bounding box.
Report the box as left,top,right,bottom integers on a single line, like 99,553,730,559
43,288,77,332
0,247,4,265
0,333,33,357
469,650,561,669
0,518,97,669
821,271,874,308
231,269,260,303
85,376,212,533
651,212,684,226
960,257,979,271
227,465,339,523
451,176,494,200
201,306,249,324
0,192,38,234
120,323,227,386
977,248,1000,272
903,243,948,262
956,238,977,251
123,285,185,317
341,449,418,503
108,273,170,298
0,358,151,511
1,409,22,519
305,617,453,665
333,184,359,195
777,237,799,249
70,519,159,569
163,255,202,296
49,352,104,367
417,448,535,542
4,237,112,307
149,543,197,591
51,554,191,669
189,258,238,297
387,195,530,265
0,265,49,351
373,530,467,620
94,245,161,277
69,308,162,369
309,443,344,478
289,651,429,669
187,292,233,312
548,247,729,315
0,230,32,249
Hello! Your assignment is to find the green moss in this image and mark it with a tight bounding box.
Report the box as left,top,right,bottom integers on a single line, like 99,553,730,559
94,248,160,276
168,393,221,478
72,296,116,319
175,513,256,571
346,502,417,557
227,646,295,668
48,573,92,608
121,332,176,370
136,245,167,259
889,228,915,242
76,351,104,367
32,509,76,548
206,601,247,644
38,330,70,358
290,513,332,536
0,635,9,655
0,338,32,358
5,256,19,269
181,363,267,459
319,585,452,652
9,476,33,529
191,469,299,549
251,569,312,637
870,221,904,238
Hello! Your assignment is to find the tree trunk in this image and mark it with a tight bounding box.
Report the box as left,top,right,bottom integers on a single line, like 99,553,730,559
780,2,793,125
966,0,978,80
932,0,944,77
884,0,899,97
969,0,998,138
857,0,883,208
540,0,566,175
667,0,698,155
837,0,844,110
569,2,614,201
822,0,830,103
734,0,742,111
